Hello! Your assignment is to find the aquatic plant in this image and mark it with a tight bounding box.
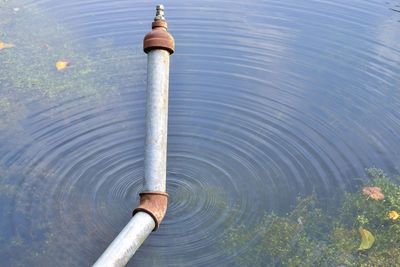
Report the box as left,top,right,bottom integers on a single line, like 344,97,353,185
224,168,400,266
0,2,148,265
0,0,146,130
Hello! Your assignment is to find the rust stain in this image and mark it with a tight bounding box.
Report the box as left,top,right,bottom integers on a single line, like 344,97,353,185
143,20,175,54
133,191,168,231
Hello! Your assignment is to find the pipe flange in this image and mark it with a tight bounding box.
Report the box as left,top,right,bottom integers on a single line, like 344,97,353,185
132,191,168,231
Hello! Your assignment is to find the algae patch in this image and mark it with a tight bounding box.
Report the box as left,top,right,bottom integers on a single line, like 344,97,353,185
0,0,145,130
224,168,400,266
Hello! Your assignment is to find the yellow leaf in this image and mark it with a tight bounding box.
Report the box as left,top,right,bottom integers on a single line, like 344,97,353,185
56,60,69,71
0,41,14,50
388,211,399,221
358,227,375,250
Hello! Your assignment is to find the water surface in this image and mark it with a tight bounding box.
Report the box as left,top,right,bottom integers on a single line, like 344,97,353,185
0,0,399,266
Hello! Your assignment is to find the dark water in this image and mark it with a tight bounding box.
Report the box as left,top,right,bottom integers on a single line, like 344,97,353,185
0,0,399,266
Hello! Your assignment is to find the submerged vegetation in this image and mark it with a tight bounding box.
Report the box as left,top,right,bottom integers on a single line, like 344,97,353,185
224,168,400,266
0,3,146,263
0,0,146,129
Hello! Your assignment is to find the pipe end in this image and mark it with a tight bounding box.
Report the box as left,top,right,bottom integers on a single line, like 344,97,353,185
155,4,165,21
143,5,175,54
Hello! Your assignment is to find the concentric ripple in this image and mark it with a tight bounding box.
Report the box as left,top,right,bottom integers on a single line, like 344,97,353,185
0,0,400,266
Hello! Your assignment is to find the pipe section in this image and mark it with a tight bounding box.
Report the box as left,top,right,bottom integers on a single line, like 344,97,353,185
93,212,155,267
93,4,174,267
142,48,170,193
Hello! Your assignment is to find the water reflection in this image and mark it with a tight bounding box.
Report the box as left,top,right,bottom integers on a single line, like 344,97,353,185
0,0,400,266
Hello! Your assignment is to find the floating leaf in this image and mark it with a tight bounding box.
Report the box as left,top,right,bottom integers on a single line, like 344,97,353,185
0,41,14,50
358,227,375,250
388,211,399,221
362,186,384,200
56,60,69,71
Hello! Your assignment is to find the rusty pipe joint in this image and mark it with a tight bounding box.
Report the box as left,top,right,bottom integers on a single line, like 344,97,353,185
132,192,168,231
143,5,175,54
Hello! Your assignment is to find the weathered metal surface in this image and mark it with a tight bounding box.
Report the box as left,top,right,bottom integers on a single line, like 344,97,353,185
132,192,168,230
92,212,155,267
93,5,173,266
143,5,174,54
143,48,170,193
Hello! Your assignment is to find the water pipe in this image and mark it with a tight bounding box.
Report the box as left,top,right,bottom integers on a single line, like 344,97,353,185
93,5,174,266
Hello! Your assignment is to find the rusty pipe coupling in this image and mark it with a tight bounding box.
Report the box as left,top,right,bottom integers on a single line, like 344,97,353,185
143,4,175,54
132,192,168,231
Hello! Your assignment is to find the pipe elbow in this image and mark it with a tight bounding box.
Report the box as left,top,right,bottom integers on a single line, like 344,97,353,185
132,192,168,231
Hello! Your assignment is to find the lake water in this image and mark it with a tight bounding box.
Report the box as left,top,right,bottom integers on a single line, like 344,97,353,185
0,0,399,266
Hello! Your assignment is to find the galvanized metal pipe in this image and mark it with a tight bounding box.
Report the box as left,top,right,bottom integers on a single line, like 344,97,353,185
92,212,155,267
143,49,170,193
93,5,174,267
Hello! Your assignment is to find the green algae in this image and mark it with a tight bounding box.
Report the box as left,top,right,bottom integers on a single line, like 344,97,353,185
224,168,400,266
0,0,146,130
